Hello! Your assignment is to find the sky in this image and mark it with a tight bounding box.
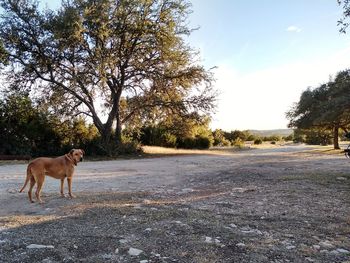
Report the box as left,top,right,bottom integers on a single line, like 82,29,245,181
42,0,350,131
187,0,350,130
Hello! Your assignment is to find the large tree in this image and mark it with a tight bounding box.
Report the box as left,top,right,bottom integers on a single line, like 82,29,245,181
287,70,350,149
0,0,216,151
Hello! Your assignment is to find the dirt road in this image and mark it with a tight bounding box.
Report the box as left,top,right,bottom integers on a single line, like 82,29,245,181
0,145,349,262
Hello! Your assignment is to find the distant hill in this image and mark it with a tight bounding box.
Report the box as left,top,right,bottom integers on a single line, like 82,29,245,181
248,129,293,137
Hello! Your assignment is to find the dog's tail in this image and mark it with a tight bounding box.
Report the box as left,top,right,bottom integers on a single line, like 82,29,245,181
19,165,32,193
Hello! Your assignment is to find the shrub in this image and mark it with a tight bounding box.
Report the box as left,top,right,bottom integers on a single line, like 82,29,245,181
195,135,212,149
161,132,177,148
232,138,244,148
254,138,263,145
177,135,212,149
213,129,230,146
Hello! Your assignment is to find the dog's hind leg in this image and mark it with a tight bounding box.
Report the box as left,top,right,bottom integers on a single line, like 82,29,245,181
28,176,36,203
35,175,45,203
19,165,32,193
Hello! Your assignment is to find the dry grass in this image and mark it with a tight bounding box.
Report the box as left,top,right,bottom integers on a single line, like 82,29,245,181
142,145,246,156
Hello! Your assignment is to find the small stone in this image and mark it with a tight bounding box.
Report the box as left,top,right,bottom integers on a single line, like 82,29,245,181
27,244,54,249
236,242,245,247
73,245,78,249
204,237,212,243
128,247,143,256
102,254,113,259
214,238,221,244
144,228,152,232
140,260,148,263
312,245,320,250
336,177,347,181
319,241,334,249
229,223,237,228
305,257,315,262
240,227,262,235
286,245,296,250
336,248,350,254
119,239,128,244
115,248,119,254
7,189,17,194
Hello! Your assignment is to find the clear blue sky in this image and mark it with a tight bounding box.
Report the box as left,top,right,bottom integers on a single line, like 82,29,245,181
187,0,350,130
42,0,350,131
188,0,347,73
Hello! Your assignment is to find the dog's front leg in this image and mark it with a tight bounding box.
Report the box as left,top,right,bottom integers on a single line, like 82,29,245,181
67,177,76,198
60,178,65,197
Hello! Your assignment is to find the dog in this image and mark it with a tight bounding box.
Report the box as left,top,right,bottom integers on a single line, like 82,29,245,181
19,149,84,203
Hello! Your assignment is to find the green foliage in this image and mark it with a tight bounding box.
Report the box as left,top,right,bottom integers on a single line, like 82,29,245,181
287,69,350,149
0,0,216,147
232,138,244,148
0,92,143,157
294,129,333,145
161,132,178,148
212,129,230,146
254,138,263,145
283,134,294,141
338,0,350,33
177,136,212,149
0,93,62,156
262,135,282,142
226,130,250,141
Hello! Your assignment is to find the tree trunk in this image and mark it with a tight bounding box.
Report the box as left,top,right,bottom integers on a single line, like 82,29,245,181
115,108,122,144
114,86,123,145
333,124,340,149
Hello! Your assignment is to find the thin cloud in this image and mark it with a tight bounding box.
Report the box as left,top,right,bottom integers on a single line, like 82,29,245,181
286,25,302,33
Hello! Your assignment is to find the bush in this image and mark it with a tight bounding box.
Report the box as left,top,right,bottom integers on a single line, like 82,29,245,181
161,132,177,148
254,138,263,145
212,129,230,146
177,135,212,149
232,138,244,148
195,135,212,149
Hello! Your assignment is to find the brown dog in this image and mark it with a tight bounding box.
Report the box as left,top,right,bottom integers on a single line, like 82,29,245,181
19,149,84,203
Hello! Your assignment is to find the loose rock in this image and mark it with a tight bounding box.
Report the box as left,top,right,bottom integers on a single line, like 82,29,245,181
128,247,143,256
26,244,54,249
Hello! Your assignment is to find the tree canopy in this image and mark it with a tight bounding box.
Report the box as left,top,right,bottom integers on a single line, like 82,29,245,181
287,69,350,149
0,0,216,153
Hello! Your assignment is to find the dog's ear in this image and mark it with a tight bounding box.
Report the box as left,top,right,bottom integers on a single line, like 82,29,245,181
69,149,75,155
81,149,85,155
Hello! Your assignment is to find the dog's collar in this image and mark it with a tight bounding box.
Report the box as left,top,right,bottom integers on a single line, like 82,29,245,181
65,154,77,166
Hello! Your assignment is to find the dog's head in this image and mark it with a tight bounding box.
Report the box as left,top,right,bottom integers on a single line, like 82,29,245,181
69,149,85,165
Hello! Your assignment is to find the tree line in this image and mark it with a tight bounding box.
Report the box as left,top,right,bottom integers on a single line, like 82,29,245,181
0,90,292,157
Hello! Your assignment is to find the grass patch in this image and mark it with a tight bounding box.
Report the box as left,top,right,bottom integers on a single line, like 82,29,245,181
280,173,350,185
